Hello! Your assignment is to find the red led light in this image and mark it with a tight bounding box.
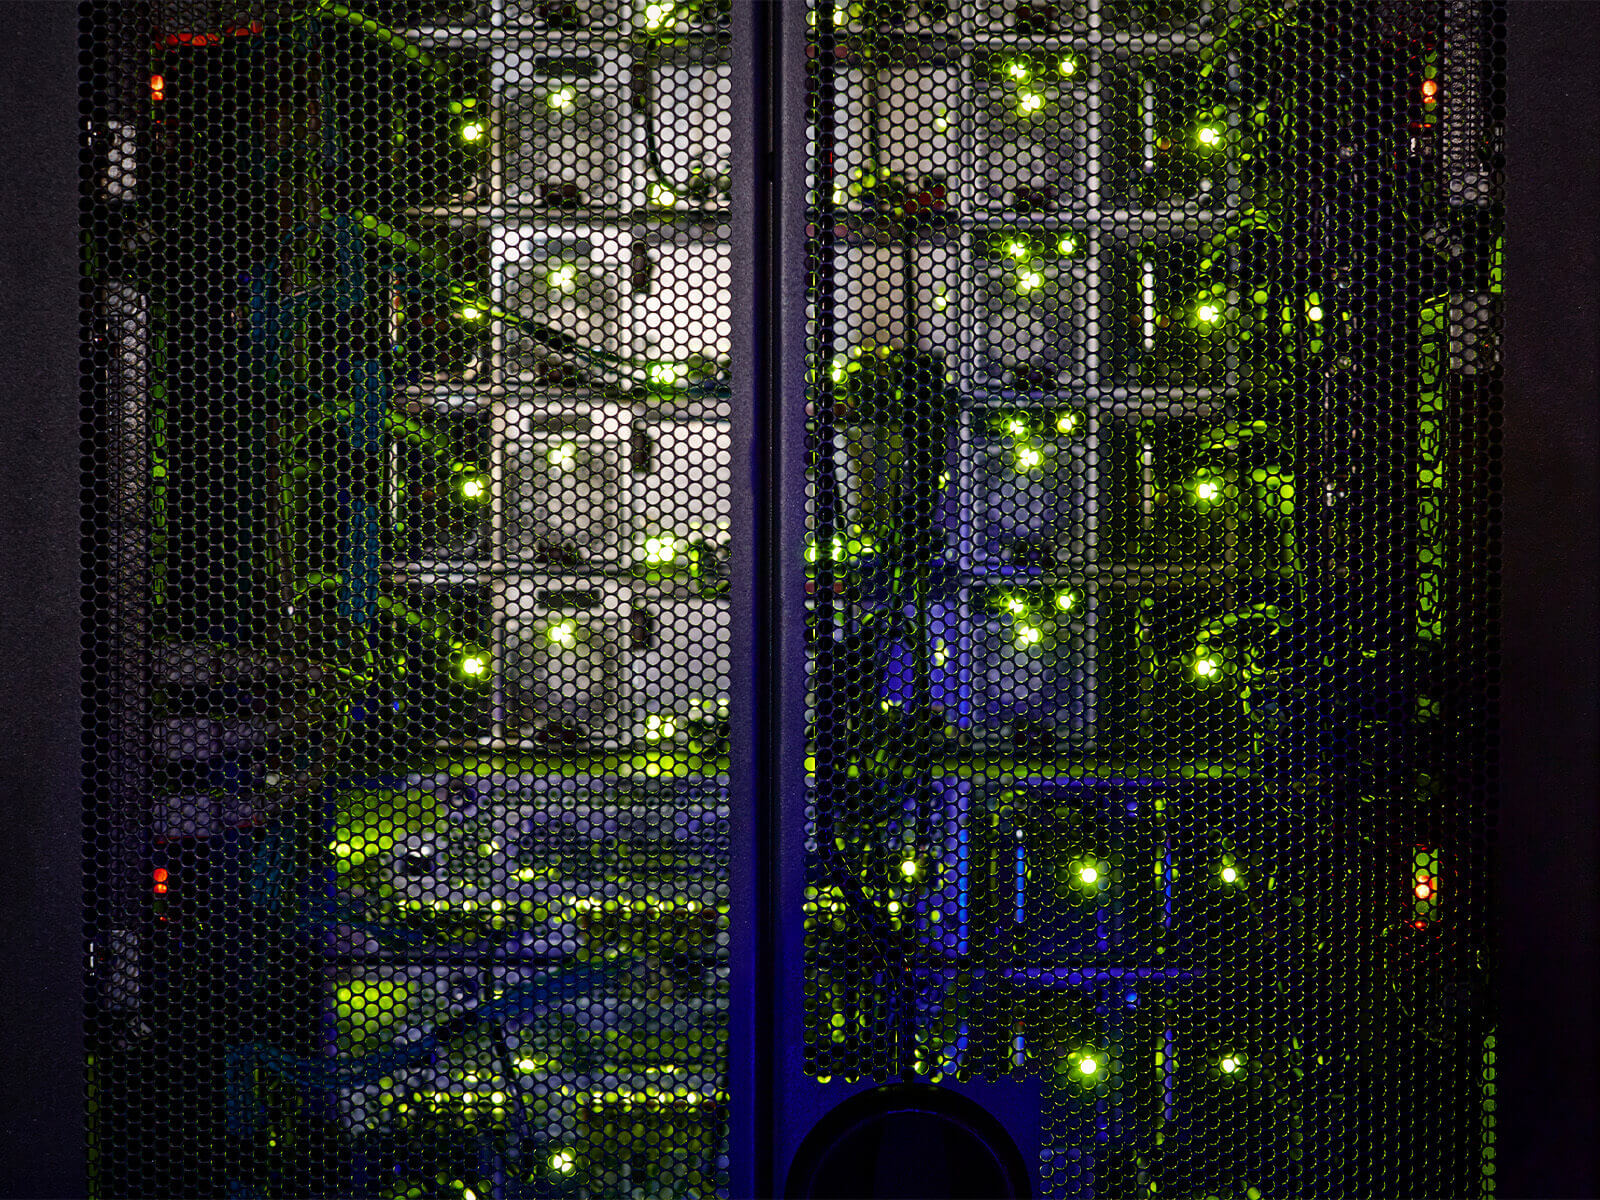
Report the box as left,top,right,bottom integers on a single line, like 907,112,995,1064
152,867,169,895
150,74,166,101
1421,78,1439,100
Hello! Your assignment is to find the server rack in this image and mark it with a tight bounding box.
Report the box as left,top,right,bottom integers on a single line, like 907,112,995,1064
0,2,1594,1199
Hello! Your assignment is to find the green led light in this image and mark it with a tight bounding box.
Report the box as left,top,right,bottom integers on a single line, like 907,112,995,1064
1074,1053,1103,1079
1194,656,1220,679
547,619,578,648
1196,125,1223,147
1196,302,1222,324
1015,623,1043,647
1017,269,1045,293
1017,445,1044,471
547,442,577,470
1194,479,1222,503
1003,238,1031,262
1055,591,1077,612
459,120,487,143
643,2,674,31
1002,594,1029,616
644,713,679,742
458,303,486,322
1220,865,1239,885
548,1148,578,1176
649,182,678,207
1004,58,1031,82
900,858,921,879
547,86,577,111
458,476,486,501
547,263,578,292
1004,416,1029,438
1057,56,1079,78
1016,90,1046,116
1078,865,1099,885
459,652,489,678
649,362,685,386
1056,234,1077,256
642,535,679,564
1219,1053,1244,1074
1055,411,1080,434
1307,304,1324,322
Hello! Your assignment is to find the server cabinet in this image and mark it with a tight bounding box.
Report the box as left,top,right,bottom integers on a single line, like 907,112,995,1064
36,1,1592,1198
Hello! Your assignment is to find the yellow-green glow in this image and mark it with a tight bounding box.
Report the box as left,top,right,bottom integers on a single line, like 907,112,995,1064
643,2,674,31
1077,1054,1101,1077
548,1148,578,1176
649,362,685,386
1194,479,1222,502
1017,446,1044,471
547,619,578,648
649,182,678,207
1055,412,1080,434
1078,865,1099,885
459,121,486,143
1196,125,1223,147
1016,91,1046,116
1055,591,1077,612
1002,594,1029,616
1015,623,1043,647
1307,304,1324,322
1196,302,1222,324
547,263,578,292
460,652,489,678
458,476,486,501
1004,416,1028,438
458,303,486,322
1004,238,1031,262
547,442,577,470
644,713,678,742
547,86,577,111
642,535,678,564
1017,269,1045,293
1004,58,1031,82
1194,656,1219,678
1057,56,1079,78
1220,865,1239,884
900,857,921,879
1057,234,1077,256
1219,1054,1242,1074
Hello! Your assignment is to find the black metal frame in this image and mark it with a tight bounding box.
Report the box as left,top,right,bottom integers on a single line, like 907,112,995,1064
1494,4,1600,1197
0,7,91,1198
0,2,1596,1196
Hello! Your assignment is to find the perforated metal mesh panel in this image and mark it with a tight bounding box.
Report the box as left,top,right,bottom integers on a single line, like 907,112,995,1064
82,3,732,1196
801,2,1501,1197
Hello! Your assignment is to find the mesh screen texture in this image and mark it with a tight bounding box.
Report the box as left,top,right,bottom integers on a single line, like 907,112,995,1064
800,2,1501,1198
82,2,732,1197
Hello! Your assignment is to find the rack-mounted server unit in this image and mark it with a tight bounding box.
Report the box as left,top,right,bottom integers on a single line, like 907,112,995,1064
50,1,1594,1198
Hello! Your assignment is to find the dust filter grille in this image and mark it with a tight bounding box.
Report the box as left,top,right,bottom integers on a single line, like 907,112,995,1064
800,1,1501,1197
82,2,732,1196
